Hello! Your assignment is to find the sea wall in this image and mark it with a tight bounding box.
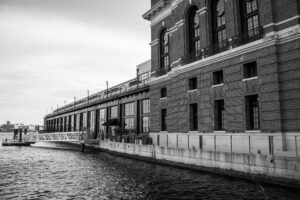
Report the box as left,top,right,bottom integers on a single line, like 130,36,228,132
97,141,300,187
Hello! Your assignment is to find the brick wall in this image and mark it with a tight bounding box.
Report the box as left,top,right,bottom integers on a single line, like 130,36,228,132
148,0,299,74
146,0,300,133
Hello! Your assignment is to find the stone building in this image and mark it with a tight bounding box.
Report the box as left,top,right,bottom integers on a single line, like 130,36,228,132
143,0,300,154
44,61,151,140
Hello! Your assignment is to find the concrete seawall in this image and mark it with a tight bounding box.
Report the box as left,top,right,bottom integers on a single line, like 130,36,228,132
92,141,300,188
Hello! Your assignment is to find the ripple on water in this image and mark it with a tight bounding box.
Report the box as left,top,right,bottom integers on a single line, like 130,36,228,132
0,146,300,200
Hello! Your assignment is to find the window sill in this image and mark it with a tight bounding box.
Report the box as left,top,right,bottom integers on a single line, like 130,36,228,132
160,97,167,100
188,89,197,92
188,131,199,134
242,76,258,82
214,130,226,134
245,130,261,133
212,83,224,88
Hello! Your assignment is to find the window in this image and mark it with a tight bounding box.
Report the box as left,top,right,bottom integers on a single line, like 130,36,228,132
243,61,257,78
246,95,260,130
125,102,134,116
161,109,167,131
213,70,224,85
142,116,150,133
90,110,95,135
125,118,134,130
214,100,225,130
73,114,77,131
79,113,83,131
99,109,106,134
241,0,260,38
109,106,118,119
142,99,150,114
68,115,72,131
189,104,198,131
212,0,226,48
188,77,197,90
160,29,170,71
95,109,100,133
64,116,67,132
188,6,201,57
161,87,167,98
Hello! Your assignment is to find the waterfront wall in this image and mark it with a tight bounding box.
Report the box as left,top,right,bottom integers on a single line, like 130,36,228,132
97,140,300,187
150,132,300,157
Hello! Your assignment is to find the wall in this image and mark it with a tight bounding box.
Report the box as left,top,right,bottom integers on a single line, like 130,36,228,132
98,140,300,187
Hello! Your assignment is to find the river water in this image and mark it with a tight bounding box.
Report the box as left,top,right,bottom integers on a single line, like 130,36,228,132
0,145,300,200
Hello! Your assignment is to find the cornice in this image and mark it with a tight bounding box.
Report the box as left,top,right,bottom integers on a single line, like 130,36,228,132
142,0,171,21
149,25,300,85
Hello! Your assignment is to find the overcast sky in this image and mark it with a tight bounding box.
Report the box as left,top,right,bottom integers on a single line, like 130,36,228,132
0,0,151,125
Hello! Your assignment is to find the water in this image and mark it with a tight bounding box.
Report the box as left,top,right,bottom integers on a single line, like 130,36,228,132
0,147,299,200
0,132,14,141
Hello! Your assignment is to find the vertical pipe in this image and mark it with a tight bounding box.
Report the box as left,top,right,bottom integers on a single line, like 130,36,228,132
166,134,168,147
230,135,233,153
296,136,298,157
214,135,216,151
187,135,190,149
249,135,251,154
176,134,178,148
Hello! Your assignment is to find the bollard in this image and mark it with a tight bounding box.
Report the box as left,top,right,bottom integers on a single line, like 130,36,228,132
81,143,85,152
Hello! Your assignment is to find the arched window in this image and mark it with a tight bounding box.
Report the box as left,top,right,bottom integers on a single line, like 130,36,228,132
212,0,226,48
160,29,169,71
188,7,200,57
241,0,260,39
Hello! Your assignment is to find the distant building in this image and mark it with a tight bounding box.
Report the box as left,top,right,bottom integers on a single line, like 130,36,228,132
1,121,15,132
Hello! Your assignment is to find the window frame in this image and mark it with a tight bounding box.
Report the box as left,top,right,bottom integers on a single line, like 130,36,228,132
213,70,224,85
240,0,260,38
214,100,225,131
212,0,227,47
189,103,198,131
245,95,260,130
161,109,167,131
188,6,201,56
160,87,167,98
188,77,198,91
243,61,257,79
160,29,170,71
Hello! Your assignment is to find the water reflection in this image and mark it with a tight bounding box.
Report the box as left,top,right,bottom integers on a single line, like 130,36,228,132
0,147,299,200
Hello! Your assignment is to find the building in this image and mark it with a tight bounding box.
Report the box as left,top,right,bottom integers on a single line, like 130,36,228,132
44,61,151,140
143,0,300,154
0,121,15,132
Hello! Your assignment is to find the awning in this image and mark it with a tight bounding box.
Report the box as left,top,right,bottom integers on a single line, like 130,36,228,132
102,119,119,126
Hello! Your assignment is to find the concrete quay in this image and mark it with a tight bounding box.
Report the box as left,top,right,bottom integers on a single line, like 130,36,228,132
85,140,300,188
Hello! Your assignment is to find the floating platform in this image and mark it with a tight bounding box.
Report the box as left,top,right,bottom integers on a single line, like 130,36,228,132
2,142,35,146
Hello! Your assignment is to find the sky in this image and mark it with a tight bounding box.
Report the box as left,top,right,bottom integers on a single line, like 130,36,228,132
0,0,151,125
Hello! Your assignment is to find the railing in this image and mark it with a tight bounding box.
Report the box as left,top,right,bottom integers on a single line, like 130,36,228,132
24,132,86,143
155,67,171,76
181,27,264,66
47,78,150,117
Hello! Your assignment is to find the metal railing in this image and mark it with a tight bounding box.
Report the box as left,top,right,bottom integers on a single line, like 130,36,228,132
181,27,264,66
47,77,150,117
155,66,171,76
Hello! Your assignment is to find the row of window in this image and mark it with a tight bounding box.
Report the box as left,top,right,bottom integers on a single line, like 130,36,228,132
160,95,260,132
47,112,150,134
160,61,258,97
47,99,151,134
108,99,150,118
159,0,261,70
